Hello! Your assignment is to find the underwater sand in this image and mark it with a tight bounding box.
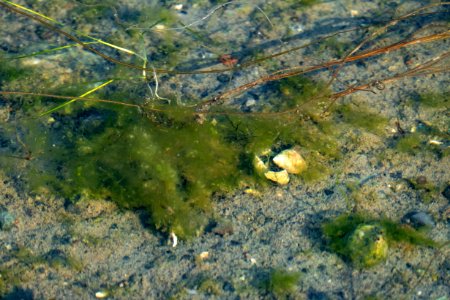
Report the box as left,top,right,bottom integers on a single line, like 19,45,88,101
0,0,449,299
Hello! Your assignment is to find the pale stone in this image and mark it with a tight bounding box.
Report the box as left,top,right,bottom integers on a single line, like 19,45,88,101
253,155,268,173
199,251,209,260
264,170,290,185
273,149,307,174
95,290,109,299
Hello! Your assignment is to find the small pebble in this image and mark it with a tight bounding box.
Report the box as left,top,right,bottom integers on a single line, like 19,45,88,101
245,99,256,107
402,211,435,228
273,148,307,174
416,175,427,185
95,290,109,299
212,222,234,236
350,9,359,17
198,251,209,260
442,185,450,200
264,170,290,185
173,4,183,10
216,74,230,83
0,210,15,230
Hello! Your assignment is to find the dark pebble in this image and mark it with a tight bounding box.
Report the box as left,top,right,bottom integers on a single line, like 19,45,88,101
45,249,69,268
212,223,234,236
307,289,330,300
230,240,240,246
223,281,235,292
324,189,334,196
200,90,209,98
2,287,34,300
390,171,402,179
216,74,230,83
56,234,72,245
402,211,435,228
144,261,154,269
0,210,15,230
180,254,192,261
442,185,450,201
416,176,427,185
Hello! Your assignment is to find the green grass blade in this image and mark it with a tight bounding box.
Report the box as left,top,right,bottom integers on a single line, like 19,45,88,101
1,0,58,23
9,42,98,60
3,1,138,57
39,79,114,116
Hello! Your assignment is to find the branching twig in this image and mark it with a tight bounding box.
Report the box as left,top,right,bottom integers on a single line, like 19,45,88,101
197,30,449,111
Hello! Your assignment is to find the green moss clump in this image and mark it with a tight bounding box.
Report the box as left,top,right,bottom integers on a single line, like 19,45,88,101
284,0,321,9
379,219,437,247
297,153,331,182
336,104,388,134
15,105,247,239
11,95,345,238
318,36,349,58
404,176,441,204
322,213,437,268
0,60,27,85
395,132,423,154
13,247,46,267
222,112,340,183
347,224,388,268
394,123,448,157
264,269,301,298
70,0,117,23
197,278,222,296
0,268,19,297
274,76,330,113
417,92,449,108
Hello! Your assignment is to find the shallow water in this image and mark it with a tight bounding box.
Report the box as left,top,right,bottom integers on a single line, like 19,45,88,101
0,0,449,299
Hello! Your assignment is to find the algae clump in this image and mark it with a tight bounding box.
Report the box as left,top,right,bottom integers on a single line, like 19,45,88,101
1,102,251,238
347,224,388,268
322,213,437,268
417,92,449,109
263,269,301,299
0,70,344,239
4,89,341,239
336,104,388,134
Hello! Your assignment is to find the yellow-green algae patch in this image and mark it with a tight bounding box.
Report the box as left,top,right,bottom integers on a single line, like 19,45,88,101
0,91,345,239
322,213,437,268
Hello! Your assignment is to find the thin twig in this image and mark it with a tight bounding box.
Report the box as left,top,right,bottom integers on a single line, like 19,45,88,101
197,30,449,110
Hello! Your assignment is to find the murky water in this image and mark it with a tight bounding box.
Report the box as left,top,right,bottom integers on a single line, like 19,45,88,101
0,1,448,299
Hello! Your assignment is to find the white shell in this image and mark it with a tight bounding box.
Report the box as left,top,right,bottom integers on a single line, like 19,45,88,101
264,170,290,185
95,290,109,299
253,155,268,173
199,251,209,260
170,232,178,248
273,149,307,174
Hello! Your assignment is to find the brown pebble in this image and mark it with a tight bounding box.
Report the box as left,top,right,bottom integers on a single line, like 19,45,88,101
212,223,234,236
416,176,427,185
